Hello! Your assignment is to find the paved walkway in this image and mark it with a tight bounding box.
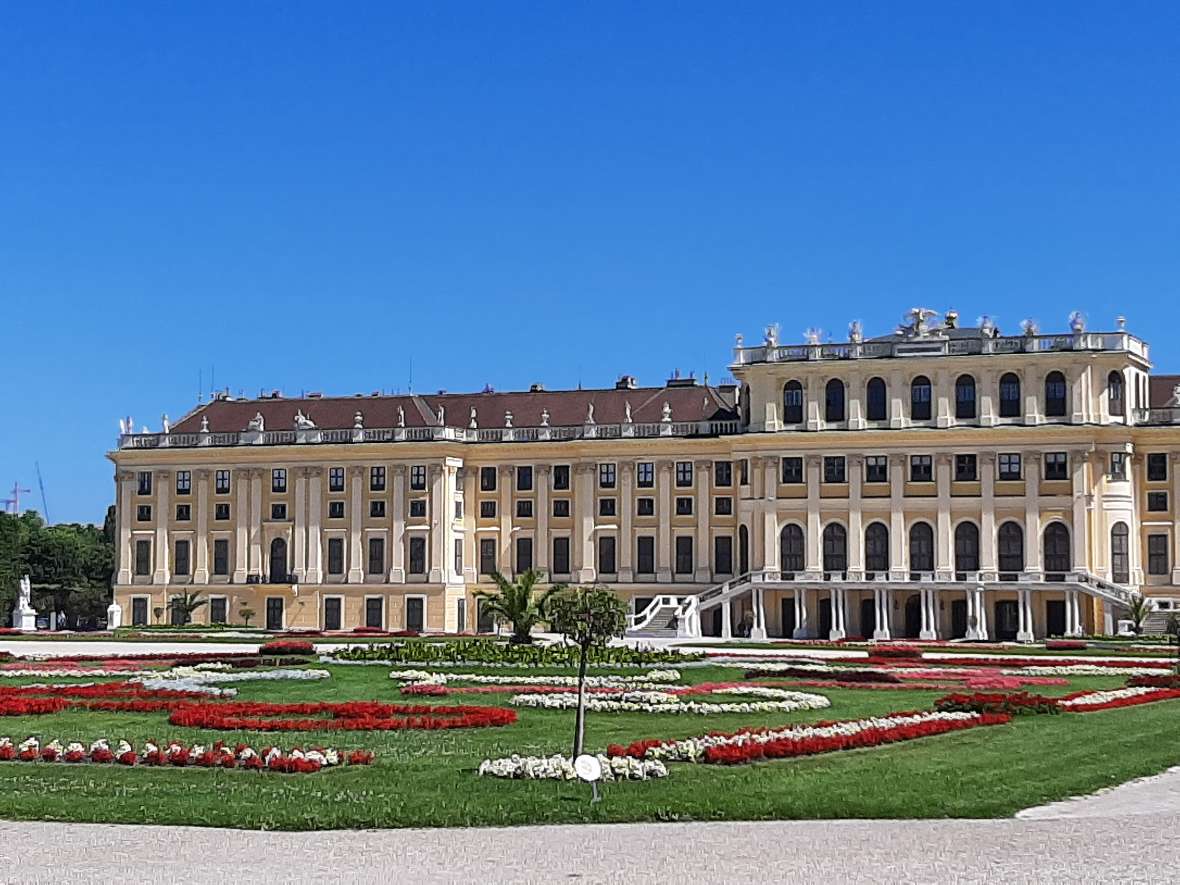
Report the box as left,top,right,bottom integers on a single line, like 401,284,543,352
0,815,1175,884
1018,764,1180,819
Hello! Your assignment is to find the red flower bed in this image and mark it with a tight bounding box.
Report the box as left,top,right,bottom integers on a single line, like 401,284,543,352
1044,640,1088,651
921,656,1171,670
168,700,517,732
400,683,448,697
1127,674,1180,689
869,646,924,660
0,697,69,716
744,667,902,684
259,640,315,656
935,691,1060,716
1058,687,1180,712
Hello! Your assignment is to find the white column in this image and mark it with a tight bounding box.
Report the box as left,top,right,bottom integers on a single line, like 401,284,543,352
829,589,845,640
936,454,953,579
889,454,905,579
153,470,171,584
805,455,822,575
847,456,864,579
697,460,713,582
249,469,263,580
721,600,732,639
656,461,672,582
1172,454,1180,585
537,465,553,575
1070,450,1090,574
461,467,478,584
306,468,323,583
980,454,997,577
498,465,513,575
935,369,953,428
427,464,445,583
389,466,405,583
443,458,461,584
975,587,989,639
873,586,891,640
576,463,597,582
965,587,978,640
920,589,938,640
1017,588,1033,642
116,471,135,584
750,587,767,640
1024,454,1042,576
348,466,364,582
793,587,809,639
293,470,307,581
193,470,210,583
233,469,249,583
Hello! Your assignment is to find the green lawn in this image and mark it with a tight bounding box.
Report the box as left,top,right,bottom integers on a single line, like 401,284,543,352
0,663,1176,830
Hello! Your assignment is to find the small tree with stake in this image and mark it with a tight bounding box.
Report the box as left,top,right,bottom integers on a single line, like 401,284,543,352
547,585,628,758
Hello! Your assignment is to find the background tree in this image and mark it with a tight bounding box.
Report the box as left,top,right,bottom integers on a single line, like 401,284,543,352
239,605,256,627
169,591,208,625
474,568,557,644
1125,592,1152,635
547,585,628,757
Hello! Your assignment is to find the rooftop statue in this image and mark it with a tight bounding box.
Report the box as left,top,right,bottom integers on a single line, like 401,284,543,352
1069,311,1086,333
1168,384,1180,408
763,323,779,347
900,307,938,338
353,411,364,429
540,408,550,427
848,320,863,343
294,410,316,430
161,413,170,434
437,405,445,426
624,401,633,423
247,412,265,432
585,403,595,425
661,401,672,422
504,410,513,428
469,407,478,429
397,406,405,428
199,416,209,433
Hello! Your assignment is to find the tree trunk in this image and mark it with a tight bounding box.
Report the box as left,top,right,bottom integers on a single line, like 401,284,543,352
572,639,589,757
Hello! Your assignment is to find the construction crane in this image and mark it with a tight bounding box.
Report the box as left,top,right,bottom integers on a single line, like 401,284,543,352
35,463,49,523
3,482,32,515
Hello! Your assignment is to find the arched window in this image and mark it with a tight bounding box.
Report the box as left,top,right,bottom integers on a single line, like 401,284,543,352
955,374,977,420
1108,371,1125,420
1043,522,1070,579
864,522,890,574
998,521,1024,576
269,537,288,583
780,524,805,576
782,381,803,424
822,523,847,574
866,377,888,422
909,522,935,574
910,375,932,421
999,373,1022,418
825,379,846,423
1111,522,1130,584
954,522,980,576
1044,371,1068,418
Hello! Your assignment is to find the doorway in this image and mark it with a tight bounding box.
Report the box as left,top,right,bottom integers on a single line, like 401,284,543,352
406,597,425,633
780,597,797,638
324,597,342,631
951,599,968,638
269,538,288,583
904,594,922,638
859,597,876,640
1046,599,1066,637
993,600,1019,641
265,596,284,631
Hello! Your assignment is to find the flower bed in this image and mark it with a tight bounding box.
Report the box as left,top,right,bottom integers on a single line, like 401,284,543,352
258,640,315,656
743,663,902,683
168,700,517,731
1044,640,1088,651
869,646,925,660
1003,664,1171,677
1057,686,1180,712
329,640,700,668
1127,674,1180,689
508,685,830,715
389,669,681,687
477,753,668,781
607,710,1011,765
0,737,373,773
934,691,1061,716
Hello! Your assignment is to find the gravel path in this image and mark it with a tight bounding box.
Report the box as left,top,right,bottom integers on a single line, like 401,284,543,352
0,816,1175,884
1018,764,1180,819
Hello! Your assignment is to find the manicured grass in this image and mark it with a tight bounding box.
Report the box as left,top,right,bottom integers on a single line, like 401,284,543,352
0,663,1176,830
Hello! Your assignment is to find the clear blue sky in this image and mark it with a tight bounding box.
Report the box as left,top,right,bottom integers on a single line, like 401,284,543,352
3,1,1178,524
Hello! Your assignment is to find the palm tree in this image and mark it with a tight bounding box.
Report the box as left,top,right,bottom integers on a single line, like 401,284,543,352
1125,592,1152,635
168,591,208,626
475,569,559,644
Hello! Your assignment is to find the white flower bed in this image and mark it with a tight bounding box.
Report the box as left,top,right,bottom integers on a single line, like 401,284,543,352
0,668,155,679
477,753,668,781
509,686,831,715
132,667,330,696
1004,665,1170,677
389,669,681,687
642,711,983,762
1057,686,1164,708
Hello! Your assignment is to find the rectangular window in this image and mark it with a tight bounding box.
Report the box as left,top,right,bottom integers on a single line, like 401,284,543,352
409,499,426,518
636,536,656,574
1147,453,1168,482
479,500,496,519
1148,534,1169,575
599,463,616,489
674,536,694,575
137,504,152,522
998,453,1022,481
516,466,533,491
553,464,570,490
552,537,570,574
454,499,463,520
954,454,977,482
1148,491,1169,512
213,539,229,576
637,462,655,488
740,458,749,485
454,538,463,575
324,597,341,631
714,461,732,487
516,537,534,573
271,503,287,521
599,497,617,517
823,456,846,484
272,469,287,493
329,467,345,492
215,503,230,521
1044,452,1068,481
368,537,385,575
479,538,497,575
370,500,386,518
515,499,534,518
134,539,151,576
410,465,427,491
174,540,190,576
137,471,152,495
210,597,227,624
175,471,191,495
781,457,804,484
175,504,191,521
370,466,386,492
409,537,427,574
552,499,570,518
675,461,693,487
715,536,733,574
327,538,345,575
714,496,733,516
328,501,345,519
637,497,655,516
910,455,933,483
215,470,231,494
598,536,616,574
675,496,693,516
865,456,888,484
1109,452,1127,480
365,597,384,629
480,466,497,492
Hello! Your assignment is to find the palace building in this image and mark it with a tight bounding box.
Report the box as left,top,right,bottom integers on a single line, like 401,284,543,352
108,308,1180,641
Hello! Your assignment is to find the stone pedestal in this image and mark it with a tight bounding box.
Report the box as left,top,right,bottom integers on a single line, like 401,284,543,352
12,605,37,631
106,602,123,630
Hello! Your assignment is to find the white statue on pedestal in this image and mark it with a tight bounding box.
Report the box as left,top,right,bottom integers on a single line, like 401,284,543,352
12,575,37,631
